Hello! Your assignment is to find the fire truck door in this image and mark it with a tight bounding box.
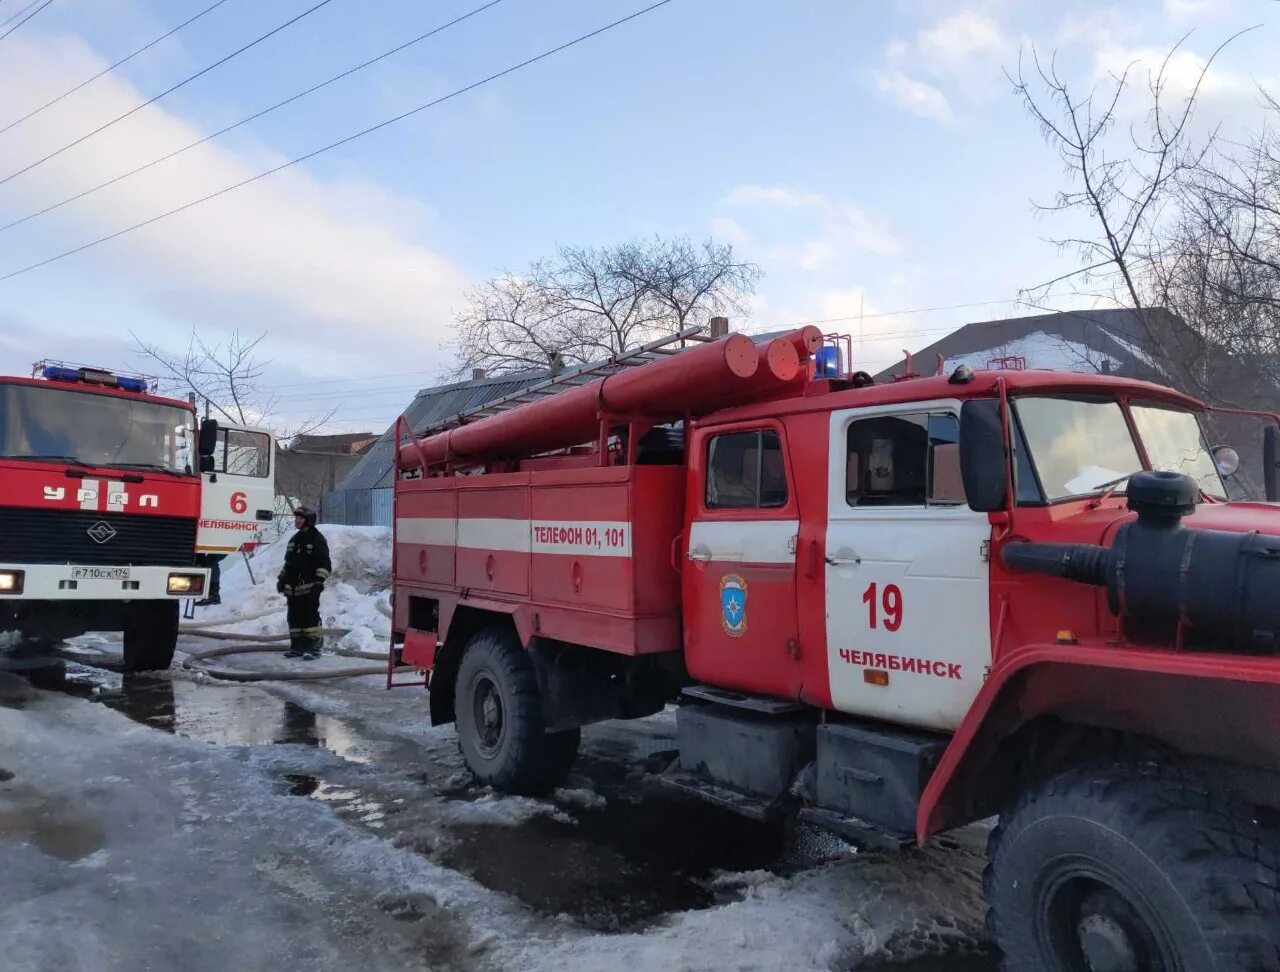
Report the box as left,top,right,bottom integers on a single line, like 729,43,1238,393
198,424,275,556
683,425,803,698
824,401,991,732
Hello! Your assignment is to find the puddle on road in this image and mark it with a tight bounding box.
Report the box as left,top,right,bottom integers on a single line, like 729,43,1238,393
0,810,105,861
35,663,383,762
0,678,30,709
283,773,398,830
282,750,844,931
452,793,871,932
438,793,790,930
0,783,105,862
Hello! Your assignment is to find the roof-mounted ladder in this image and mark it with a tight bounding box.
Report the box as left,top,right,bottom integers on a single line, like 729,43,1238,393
422,326,713,435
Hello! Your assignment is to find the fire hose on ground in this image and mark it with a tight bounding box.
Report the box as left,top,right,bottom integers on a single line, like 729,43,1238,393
178,634,403,683
176,597,412,683
53,599,415,684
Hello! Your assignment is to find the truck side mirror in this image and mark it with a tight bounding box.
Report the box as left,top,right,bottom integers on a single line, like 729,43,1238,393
1211,445,1240,477
1265,425,1278,502
199,455,216,474
198,418,218,458
960,399,1009,513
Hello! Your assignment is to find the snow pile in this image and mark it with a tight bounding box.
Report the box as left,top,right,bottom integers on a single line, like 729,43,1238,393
553,787,607,811
440,791,574,827
192,526,393,652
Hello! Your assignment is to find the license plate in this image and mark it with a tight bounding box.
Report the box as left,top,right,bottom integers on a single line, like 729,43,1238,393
72,567,131,581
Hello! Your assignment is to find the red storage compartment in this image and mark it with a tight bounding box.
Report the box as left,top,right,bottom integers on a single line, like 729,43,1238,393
531,482,632,611
395,485,455,586
456,477,530,597
393,465,684,656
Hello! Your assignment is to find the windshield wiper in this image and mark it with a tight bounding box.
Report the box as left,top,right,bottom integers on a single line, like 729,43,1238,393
1090,469,1146,504
1093,472,1138,492
111,462,186,477
2,454,103,468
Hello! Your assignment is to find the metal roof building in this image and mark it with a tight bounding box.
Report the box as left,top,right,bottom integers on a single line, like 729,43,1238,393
320,370,544,526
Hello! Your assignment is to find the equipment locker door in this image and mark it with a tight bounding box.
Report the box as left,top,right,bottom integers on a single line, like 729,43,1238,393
824,400,991,732
683,423,803,698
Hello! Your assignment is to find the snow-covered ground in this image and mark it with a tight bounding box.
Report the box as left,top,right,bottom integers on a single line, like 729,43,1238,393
5,527,991,971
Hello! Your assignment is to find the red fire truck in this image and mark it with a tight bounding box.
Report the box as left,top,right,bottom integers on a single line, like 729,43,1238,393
389,326,1280,969
0,364,218,671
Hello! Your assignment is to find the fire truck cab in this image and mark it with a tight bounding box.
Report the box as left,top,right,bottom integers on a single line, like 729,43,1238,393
0,364,217,670
390,328,1280,970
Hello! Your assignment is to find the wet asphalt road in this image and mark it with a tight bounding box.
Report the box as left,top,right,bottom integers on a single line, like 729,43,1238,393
0,655,995,971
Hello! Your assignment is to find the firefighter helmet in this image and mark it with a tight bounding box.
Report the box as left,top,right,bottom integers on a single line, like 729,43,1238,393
294,506,318,528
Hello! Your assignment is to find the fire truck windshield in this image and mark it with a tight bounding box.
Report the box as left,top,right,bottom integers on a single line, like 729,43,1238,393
0,382,195,475
1014,395,1225,501
1130,402,1226,498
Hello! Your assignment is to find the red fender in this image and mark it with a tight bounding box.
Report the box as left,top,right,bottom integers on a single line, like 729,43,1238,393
917,642,1280,843
438,594,534,648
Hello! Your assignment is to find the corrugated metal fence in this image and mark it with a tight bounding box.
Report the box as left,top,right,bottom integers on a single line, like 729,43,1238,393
320,487,393,527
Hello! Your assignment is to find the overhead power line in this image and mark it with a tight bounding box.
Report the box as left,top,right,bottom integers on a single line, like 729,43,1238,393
0,0,506,234
0,0,234,136
271,371,436,391
0,0,53,42
0,0,675,284
0,0,335,188
751,296,1028,333
0,0,45,30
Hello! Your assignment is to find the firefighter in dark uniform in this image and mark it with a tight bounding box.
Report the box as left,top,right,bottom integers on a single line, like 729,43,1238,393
278,507,331,660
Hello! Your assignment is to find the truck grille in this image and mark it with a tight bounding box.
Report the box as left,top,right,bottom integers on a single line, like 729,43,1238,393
0,509,197,566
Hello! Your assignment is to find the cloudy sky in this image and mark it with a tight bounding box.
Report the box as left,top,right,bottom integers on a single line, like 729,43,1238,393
0,0,1274,433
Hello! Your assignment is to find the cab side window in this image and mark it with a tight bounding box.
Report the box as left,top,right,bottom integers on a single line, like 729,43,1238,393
846,413,964,506
706,429,788,509
215,429,270,478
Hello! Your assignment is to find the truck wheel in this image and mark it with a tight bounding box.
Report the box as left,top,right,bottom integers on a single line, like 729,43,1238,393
454,626,579,794
986,762,1280,972
122,602,178,672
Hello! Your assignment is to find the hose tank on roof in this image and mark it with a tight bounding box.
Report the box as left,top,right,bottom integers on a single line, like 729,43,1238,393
398,327,822,469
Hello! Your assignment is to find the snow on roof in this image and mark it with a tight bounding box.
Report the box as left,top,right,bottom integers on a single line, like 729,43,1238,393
944,330,1122,375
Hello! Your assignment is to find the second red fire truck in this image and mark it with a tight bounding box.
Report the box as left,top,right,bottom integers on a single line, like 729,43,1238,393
0,364,274,670
388,326,1280,970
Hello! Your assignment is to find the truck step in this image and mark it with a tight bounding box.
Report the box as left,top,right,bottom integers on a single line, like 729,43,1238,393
385,649,428,689
681,684,807,715
798,806,914,852
654,769,790,823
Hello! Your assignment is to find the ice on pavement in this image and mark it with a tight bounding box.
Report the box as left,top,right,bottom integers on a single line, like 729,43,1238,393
1,676,987,971
26,523,991,970
194,526,392,653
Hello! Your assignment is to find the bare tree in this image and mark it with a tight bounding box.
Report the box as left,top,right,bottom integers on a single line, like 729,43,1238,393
132,329,335,441
450,236,760,375
1009,34,1251,399
1147,100,1280,406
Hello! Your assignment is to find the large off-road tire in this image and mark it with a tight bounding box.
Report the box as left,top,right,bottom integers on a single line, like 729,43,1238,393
986,761,1280,972
454,626,579,795
122,602,178,672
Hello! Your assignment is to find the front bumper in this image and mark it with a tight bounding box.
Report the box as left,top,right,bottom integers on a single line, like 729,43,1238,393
0,563,210,601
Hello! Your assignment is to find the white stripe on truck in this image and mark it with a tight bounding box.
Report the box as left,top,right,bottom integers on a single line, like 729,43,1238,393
396,518,632,558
